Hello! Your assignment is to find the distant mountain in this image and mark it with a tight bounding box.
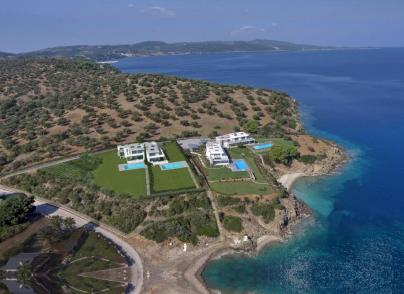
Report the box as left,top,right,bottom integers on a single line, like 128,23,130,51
18,40,334,61
0,51,15,59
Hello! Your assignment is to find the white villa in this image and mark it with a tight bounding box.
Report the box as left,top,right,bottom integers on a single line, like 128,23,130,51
205,142,230,166
215,132,255,148
117,143,145,163
145,141,168,165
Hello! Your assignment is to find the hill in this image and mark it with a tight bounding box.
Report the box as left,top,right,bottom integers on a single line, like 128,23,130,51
0,58,301,173
19,40,332,61
0,52,14,59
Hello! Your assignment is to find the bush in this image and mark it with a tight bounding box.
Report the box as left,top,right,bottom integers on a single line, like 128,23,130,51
222,215,243,232
217,195,241,207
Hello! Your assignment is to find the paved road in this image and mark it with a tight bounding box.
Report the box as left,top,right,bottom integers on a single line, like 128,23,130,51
0,185,143,294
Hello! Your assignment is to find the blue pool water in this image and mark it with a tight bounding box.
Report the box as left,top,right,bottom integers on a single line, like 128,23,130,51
232,159,249,171
116,49,404,293
253,143,273,150
160,161,188,170
122,162,145,171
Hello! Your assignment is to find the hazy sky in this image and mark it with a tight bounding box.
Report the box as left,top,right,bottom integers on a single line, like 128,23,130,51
1,0,404,53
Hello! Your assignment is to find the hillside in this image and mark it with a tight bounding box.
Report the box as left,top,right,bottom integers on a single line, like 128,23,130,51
0,52,14,59
0,58,301,173
19,40,332,61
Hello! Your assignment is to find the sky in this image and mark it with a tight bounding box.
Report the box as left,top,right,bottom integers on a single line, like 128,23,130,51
1,0,404,53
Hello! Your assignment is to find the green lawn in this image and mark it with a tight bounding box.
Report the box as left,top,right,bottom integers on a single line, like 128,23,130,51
151,166,195,192
150,142,196,193
93,150,147,198
210,181,271,195
71,232,125,263
162,142,187,161
205,166,249,181
60,232,126,293
228,147,266,182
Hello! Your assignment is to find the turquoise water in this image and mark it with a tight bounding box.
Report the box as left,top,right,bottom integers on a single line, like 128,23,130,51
232,159,249,171
116,48,404,293
122,162,145,170
253,143,273,150
160,161,188,170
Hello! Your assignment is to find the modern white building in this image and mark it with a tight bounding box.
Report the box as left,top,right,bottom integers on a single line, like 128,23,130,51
117,143,145,163
215,132,256,148
145,141,168,165
205,141,230,166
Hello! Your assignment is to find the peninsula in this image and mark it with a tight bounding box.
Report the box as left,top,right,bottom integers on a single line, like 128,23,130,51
0,39,335,62
0,57,345,293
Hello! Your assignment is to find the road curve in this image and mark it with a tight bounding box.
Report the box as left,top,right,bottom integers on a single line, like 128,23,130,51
34,199,144,294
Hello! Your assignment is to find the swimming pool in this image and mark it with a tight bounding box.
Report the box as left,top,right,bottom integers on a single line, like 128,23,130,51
253,143,273,150
232,159,249,171
160,161,188,171
118,162,145,171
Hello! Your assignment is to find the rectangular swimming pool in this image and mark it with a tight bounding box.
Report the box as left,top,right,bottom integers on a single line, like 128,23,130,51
118,162,145,171
232,159,249,171
253,143,273,150
160,161,188,171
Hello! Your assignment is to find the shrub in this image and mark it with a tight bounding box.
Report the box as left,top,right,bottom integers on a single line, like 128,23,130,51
222,215,243,232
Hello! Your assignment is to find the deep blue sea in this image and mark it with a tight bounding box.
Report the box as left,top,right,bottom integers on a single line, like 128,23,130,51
116,49,404,293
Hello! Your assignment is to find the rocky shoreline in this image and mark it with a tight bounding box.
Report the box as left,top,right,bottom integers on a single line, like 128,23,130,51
190,141,347,293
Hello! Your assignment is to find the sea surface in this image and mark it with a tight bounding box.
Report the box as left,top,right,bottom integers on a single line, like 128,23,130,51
115,48,404,293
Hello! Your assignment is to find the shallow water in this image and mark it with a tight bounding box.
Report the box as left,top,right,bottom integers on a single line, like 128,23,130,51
116,48,404,293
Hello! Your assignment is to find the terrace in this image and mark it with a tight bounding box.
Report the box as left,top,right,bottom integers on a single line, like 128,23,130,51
145,141,168,165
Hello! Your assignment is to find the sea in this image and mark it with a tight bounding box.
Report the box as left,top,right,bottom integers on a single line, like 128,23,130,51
115,48,404,293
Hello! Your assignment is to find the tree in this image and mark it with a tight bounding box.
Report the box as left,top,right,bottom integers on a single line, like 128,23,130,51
0,194,34,227
38,216,76,244
270,144,298,165
243,120,259,134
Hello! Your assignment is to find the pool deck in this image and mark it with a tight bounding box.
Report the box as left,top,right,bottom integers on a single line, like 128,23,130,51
229,159,250,172
159,161,188,171
118,163,146,172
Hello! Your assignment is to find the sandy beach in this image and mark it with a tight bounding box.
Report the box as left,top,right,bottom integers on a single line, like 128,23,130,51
278,173,305,191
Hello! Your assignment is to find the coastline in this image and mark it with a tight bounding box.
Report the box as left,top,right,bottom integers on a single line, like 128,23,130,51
190,145,347,294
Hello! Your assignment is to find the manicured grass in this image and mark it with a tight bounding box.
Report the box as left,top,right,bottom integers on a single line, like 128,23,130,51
93,150,147,198
162,142,187,161
149,142,196,193
205,166,249,181
151,166,195,192
44,154,100,181
61,232,126,294
228,147,266,182
71,232,125,263
62,275,124,294
210,181,271,195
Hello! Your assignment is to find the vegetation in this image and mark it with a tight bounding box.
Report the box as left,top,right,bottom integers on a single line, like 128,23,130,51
3,171,147,233
205,166,249,181
93,150,147,197
250,199,284,223
0,193,34,242
141,212,219,244
0,58,299,174
38,216,75,244
222,215,243,232
263,139,299,165
217,195,241,207
14,40,329,61
142,192,219,244
299,154,326,164
44,153,101,182
211,182,270,195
